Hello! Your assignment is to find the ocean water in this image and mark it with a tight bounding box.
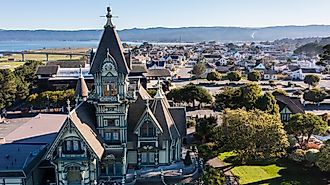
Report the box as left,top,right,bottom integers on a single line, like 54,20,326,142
0,40,195,51
0,40,100,51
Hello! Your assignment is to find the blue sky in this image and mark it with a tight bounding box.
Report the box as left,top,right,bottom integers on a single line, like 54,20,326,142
1,0,330,30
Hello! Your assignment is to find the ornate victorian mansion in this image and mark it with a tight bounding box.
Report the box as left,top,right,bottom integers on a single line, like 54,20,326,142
43,7,187,184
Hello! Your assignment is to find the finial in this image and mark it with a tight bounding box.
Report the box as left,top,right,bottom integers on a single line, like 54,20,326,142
105,6,114,28
66,99,71,113
79,64,83,78
154,78,164,99
146,98,150,108
157,77,161,90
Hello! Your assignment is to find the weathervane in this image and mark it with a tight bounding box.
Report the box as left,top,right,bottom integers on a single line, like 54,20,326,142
100,6,119,28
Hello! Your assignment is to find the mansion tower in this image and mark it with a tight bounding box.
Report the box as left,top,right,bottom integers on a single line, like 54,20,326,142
44,7,187,185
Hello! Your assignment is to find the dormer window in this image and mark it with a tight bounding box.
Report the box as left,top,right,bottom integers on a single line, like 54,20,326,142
140,121,156,137
63,140,83,154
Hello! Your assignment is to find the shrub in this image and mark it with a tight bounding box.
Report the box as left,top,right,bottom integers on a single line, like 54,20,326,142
187,119,196,128
184,150,193,166
289,149,306,162
305,149,319,166
281,181,301,185
201,166,225,185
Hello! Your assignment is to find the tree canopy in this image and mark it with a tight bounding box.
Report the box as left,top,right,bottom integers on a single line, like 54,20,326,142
222,109,289,161
191,62,206,78
215,83,278,114
272,89,288,96
316,142,330,172
304,74,320,88
0,69,17,109
227,71,241,81
214,87,242,110
240,83,262,110
206,71,221,81
247,71,261,82
303,88,327,103
286,113,328,148
257,92,279,115
167,84,212,107
195,116,218,143
201,166,225,185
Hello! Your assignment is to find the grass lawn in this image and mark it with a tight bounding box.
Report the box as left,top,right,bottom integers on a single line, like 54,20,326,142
218,152,329,185
0,61,25,69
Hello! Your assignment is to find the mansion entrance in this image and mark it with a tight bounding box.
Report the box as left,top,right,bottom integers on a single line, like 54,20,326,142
141,152,155,165
67,166,82,185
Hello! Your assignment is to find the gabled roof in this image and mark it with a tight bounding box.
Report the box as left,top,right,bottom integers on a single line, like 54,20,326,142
151,98,180,140
68,102,104,159
45,102,104,160
275,95,305,114
133,106,163,134
90,9,129,74
169,107,187,137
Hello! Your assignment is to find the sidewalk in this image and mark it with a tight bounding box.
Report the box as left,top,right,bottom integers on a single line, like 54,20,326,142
206,157,239,185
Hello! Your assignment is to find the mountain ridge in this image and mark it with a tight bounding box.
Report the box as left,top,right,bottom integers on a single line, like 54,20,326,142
1,25,330,42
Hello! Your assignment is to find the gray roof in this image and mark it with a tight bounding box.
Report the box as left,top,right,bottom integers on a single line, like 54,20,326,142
3,114,66,144
146,69,171,77
169,107,187,137
0,143,47,177
47,61,85,68
131,63,147,73
264,69,277,74
151,98,180,140
275,95,305,114
90,25,129,74
0,114,66,177
36,65,59,75
127,87,152,143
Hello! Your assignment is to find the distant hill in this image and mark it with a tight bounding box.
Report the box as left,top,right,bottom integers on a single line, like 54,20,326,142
1,25,330,42
294,37,330,56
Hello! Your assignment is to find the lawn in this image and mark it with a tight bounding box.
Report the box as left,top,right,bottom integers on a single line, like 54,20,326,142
0,61,25,69
218,152,328,185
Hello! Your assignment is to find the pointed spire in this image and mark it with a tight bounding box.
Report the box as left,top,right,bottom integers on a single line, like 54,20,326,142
75,65,89,99
105,6,114,28
154,78,164,99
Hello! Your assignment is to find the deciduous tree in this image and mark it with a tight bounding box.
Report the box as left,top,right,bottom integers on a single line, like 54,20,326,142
257,92,279,115
316,141,330,172
247,71,261,82
222,109,289,162
304,74,320,88
227,71,241,81
286,113,328,148
206,71,221,81
303,88,327,103
191,62,206,78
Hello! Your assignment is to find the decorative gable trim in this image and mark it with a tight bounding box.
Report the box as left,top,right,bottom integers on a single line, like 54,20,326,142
44,117,100,161
134,107,163,135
